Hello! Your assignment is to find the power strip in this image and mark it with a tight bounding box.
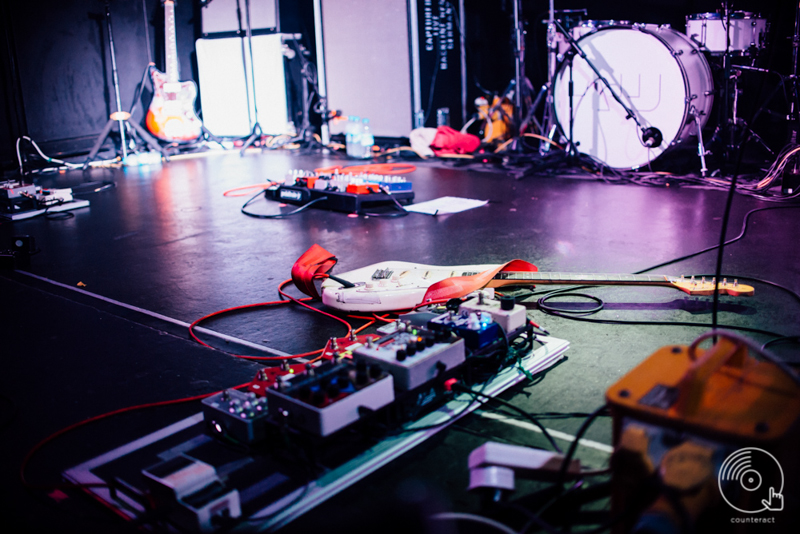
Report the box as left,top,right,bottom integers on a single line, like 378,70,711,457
265,184,414,213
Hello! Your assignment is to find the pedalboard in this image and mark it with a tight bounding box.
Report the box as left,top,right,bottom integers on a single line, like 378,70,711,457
264,169,414,213
266,359,395,437
63,293,572,534
265,184,413,213
0,181,89,220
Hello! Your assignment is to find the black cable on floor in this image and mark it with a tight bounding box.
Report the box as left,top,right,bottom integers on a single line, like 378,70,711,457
633,205,800,275
537,289,604,316
453,384,562,453
555,405,609,488
241,189,329,219
536,314,784,338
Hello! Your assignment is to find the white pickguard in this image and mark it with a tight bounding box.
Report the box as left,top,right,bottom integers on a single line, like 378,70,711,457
320,261,499,312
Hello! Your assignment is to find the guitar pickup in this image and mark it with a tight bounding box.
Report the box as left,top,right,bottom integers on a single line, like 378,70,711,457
371,269,393,280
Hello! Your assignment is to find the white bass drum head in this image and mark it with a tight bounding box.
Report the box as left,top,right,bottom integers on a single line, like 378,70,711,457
553,25,713,170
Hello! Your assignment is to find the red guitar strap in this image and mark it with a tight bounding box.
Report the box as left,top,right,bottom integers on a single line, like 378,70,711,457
291,244,338,299
421,259,539,304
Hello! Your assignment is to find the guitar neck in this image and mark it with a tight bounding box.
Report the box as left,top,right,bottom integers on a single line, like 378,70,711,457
491,271,673,286
164,1,180,83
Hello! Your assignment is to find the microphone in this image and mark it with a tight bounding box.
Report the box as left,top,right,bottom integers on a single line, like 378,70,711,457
642,127,663,148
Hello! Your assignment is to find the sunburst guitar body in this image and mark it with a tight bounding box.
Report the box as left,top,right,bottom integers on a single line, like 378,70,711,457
145,67,203,142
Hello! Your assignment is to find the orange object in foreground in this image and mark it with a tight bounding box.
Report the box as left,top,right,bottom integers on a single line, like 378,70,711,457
606,337,800,533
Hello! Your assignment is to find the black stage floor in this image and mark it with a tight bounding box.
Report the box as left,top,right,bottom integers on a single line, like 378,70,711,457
1,149,799,533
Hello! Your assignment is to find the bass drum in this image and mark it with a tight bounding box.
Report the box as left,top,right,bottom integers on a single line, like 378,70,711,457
553,25,714,170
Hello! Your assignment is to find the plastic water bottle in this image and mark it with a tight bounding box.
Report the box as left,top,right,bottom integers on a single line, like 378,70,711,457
345,116,362,157
344,116,354,156
360,118,374,158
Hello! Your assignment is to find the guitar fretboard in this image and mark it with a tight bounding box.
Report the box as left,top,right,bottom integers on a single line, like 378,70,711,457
491,271,671,285
165,1,180,83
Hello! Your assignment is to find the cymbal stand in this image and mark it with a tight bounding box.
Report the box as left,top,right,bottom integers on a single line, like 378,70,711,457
788,1,800,149
536,0,559,154
503,0,537,151
239,0,264,155
719,1,735,167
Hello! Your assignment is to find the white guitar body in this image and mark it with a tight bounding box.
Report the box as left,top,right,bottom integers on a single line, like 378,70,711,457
320,261,499,312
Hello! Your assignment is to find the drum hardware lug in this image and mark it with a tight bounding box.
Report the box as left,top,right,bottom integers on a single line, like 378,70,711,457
685,95,698,103
672,49,684,57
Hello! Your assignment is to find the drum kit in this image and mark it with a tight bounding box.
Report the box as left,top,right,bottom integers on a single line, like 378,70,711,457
533,2,798,174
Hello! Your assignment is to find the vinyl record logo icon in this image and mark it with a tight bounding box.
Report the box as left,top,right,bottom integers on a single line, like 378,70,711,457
718,447,784,513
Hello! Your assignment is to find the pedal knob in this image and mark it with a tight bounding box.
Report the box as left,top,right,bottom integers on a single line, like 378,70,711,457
500,296,515,311
355,369,368,385
396,348,407,361
369,364,383,379
312,389,326,406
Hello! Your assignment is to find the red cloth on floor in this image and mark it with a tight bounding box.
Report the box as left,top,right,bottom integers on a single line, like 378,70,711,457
430,126,481,156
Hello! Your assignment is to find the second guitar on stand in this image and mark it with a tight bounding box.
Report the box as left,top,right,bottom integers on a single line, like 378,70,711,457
145,0,203,143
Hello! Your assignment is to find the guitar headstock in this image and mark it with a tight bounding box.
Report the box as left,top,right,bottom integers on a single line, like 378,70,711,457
669,276,754,297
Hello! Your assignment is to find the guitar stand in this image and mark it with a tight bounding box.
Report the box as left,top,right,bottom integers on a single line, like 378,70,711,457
83,2,169,169
201,125,225,148
83,112,169,169
239,123,263,155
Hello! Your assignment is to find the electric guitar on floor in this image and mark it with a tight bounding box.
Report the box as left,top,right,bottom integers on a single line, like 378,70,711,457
319,260,755,312
145,0,203,143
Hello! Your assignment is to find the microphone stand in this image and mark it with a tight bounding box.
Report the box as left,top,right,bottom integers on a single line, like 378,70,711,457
239,0,263,155
84,1,168,169
553,18,662,152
